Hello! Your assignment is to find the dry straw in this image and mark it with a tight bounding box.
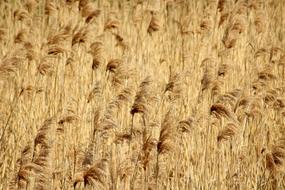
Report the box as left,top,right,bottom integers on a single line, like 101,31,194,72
2,0,285,189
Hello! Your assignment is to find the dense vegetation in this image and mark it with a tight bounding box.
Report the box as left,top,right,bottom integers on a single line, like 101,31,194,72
0,0,285,189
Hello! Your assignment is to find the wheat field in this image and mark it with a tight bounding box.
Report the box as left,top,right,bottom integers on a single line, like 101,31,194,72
0,0,285,189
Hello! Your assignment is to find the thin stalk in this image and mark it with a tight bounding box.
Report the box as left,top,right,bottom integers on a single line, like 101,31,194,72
156,152,159,187
130,113,135,136
144,167,148,190
0,89,21,143
130,156,140,190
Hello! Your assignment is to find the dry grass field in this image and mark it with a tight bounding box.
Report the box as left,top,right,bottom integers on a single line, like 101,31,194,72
0,0,285,189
